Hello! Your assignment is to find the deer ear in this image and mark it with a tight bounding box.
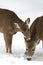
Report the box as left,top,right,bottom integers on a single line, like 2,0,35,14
25,18,30,25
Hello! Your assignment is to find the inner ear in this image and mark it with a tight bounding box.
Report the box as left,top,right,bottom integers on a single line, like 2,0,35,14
25,18,30,25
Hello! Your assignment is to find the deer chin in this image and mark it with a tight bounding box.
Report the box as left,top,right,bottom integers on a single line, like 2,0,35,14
24,36,31,41
24,54,32,60
26,38,31,41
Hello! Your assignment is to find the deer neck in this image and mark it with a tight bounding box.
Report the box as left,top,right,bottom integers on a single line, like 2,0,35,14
14,19,25,32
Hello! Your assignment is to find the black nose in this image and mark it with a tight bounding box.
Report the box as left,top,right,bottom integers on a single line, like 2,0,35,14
27,58,31,60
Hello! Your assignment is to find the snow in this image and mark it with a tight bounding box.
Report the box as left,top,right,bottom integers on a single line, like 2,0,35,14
0,33,43,65
0,0,43,65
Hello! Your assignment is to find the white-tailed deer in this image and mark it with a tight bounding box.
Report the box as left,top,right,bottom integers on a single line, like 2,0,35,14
0,8,30,53
25,16,43,60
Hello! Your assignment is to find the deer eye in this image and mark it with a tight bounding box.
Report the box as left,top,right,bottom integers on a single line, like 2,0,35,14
26,48,28,51
28,29,29,31
32,48,35,51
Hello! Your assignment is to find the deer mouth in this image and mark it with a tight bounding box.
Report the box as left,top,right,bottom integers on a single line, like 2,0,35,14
24,53,32,61
24,36,31,41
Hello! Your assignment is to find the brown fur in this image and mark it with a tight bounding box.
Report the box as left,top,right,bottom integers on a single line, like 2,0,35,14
0,8,30,53
25,16,43,57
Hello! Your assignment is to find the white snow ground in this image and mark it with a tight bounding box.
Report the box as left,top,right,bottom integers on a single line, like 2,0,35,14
0,32,43,65
0,0,43,65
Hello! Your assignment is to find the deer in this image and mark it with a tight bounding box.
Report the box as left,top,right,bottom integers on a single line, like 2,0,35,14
24,16,43,60
0,8,30,53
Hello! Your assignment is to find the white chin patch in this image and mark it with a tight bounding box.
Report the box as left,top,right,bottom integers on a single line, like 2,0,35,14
27,38,31,41
24,54,32,59
14,23,20,29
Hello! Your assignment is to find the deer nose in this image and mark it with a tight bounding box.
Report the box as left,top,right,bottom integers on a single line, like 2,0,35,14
27,58,31,60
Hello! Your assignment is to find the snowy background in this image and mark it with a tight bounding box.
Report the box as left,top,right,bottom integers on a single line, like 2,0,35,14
0,0,43,65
